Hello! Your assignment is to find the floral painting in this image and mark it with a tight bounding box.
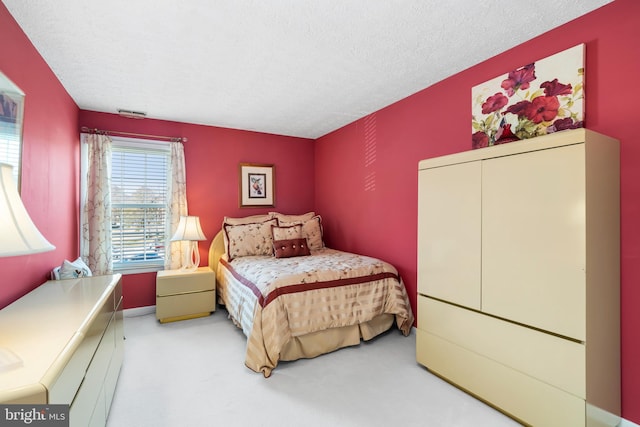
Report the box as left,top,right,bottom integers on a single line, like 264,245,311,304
248,173,266,198
472,44,584,149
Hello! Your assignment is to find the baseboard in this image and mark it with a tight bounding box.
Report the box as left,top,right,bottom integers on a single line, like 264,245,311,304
587,404,626,427
123,305,155,317
621,418,640,427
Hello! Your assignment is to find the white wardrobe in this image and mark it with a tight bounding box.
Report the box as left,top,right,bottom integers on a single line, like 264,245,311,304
416,129,620,426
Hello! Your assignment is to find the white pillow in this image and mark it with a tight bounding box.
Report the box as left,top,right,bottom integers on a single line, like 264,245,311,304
59,257,93,279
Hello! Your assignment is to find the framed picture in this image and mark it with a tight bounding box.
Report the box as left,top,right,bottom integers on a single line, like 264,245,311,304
239,163,275,207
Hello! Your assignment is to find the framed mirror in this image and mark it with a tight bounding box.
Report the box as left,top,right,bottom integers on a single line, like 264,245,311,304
0,71,25,191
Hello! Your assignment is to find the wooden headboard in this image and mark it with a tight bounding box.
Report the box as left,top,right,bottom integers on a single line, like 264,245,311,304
207,230,225,274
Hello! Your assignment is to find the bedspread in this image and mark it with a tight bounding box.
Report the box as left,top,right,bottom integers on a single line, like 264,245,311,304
218,248,414,377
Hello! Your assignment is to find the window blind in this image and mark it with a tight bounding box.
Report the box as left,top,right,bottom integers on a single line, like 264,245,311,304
0,120,22,187
111,139,170,270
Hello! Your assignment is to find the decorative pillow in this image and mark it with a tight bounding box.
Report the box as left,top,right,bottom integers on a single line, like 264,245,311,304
271,211,315,224
271,224,303,241
59,257,92,279
273,238,311,258
222,214,276,258
301,216,324,250
278,215,324,251
223,213,275,225
223,219,278,261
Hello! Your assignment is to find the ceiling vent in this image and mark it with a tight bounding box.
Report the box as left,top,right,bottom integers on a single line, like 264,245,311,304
117,109,146,119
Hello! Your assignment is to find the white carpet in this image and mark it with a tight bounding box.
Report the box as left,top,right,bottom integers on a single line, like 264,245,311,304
106,311,521,427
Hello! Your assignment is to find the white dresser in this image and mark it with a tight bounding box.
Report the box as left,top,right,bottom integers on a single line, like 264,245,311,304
0,274,124,427
416,129,620,426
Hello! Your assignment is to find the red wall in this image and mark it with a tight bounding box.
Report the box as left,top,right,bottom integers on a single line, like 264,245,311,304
79,111,315,308
2,0,640,423
0,2,80,309
315,0,640,422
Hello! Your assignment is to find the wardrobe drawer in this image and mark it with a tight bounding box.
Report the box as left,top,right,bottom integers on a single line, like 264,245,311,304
417,329,585,427
418,296,585,398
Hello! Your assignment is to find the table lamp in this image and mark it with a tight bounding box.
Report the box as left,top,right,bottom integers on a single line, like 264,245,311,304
170,215,206,271
0,162,55,372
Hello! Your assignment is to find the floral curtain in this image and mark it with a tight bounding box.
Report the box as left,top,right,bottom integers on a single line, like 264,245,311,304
165,141,188,270
80,133,113,275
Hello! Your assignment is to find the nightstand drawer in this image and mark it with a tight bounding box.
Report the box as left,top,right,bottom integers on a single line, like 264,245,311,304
156,268,215,296
156,290,215,320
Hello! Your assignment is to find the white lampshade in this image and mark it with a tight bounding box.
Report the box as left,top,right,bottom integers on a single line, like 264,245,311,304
170,216,206,242
0,163,55,257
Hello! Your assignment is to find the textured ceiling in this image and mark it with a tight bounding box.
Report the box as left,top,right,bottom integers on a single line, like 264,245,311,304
3,0,612,139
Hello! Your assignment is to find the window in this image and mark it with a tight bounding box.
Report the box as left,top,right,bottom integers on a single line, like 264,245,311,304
110,138,170,272
0,71,25,189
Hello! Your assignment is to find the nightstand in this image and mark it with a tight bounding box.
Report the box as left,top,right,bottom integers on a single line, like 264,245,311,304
156,267,216,323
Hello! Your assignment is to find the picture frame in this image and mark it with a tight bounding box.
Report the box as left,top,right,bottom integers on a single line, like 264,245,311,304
239,163,275,207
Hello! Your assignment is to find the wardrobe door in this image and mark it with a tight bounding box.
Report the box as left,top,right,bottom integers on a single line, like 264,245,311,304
481,144,586,341
418,161,481,310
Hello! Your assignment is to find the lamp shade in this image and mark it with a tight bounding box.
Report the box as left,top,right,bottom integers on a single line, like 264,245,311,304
170,216,206,242
0,163,55,257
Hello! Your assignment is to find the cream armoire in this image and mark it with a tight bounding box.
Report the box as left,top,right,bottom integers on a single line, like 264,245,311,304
416,129,620,427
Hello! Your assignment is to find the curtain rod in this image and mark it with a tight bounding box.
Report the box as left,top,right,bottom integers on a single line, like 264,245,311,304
80,126,187,143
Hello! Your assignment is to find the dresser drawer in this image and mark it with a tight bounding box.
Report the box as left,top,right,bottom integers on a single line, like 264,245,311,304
46,286,115,404
156,290,215,320
156,269,215,296
69,311,116,427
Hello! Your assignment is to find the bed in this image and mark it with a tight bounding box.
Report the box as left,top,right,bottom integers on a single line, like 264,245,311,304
208,212,414,377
